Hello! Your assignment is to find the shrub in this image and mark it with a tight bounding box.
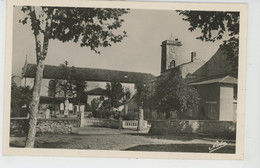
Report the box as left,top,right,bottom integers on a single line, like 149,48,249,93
10,119,29,136
122,113,138,120
93,109,116,119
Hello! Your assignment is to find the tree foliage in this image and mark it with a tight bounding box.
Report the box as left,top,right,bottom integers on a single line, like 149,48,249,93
177,11,239,76
154,72,200,119
90,98,101,111
134,82,150,108
70,66,88,109
54,61,88,107
20,7,129,54
57,61,74,99
11,76,32,117
103,82,125,109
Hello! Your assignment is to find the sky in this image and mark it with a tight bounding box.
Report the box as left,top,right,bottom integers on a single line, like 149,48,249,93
12,6,229,77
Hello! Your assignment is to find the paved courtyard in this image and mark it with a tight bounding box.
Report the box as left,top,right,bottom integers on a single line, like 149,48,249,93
10,127,235,153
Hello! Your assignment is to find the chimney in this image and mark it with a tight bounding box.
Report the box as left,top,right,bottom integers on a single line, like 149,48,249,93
191,52,196,62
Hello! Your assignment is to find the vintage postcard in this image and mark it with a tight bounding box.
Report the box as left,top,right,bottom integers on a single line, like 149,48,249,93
3,0,247,159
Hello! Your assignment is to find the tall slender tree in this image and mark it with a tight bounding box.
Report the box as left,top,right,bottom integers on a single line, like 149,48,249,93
58,61,74,101
19,6,129,147
70,66,87,114
134,82,149,131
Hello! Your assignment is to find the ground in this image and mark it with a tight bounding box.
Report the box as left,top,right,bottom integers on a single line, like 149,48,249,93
10,127,235,153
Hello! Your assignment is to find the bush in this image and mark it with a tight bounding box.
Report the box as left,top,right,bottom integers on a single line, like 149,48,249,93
10,119,29,136
122,113,138,120
48,105,59,111
92,109,116,119
11,107,29,118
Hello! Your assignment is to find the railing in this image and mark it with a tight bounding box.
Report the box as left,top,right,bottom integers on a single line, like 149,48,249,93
122,120,138,129
122,120,148,129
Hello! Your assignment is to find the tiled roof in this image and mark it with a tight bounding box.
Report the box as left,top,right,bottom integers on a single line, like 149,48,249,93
161,59,206,73
23,64,155,83
188,75,237,85
85,88,106,95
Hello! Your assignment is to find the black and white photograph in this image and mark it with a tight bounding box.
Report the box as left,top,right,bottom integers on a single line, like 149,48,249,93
3,0,247,159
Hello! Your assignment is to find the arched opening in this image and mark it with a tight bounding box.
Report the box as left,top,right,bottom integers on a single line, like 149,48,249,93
170,60,176,68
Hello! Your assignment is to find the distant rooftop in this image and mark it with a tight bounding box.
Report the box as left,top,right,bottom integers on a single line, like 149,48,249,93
160,58,206,74
22,63,155,83
189,74,237,85
85,88,106,95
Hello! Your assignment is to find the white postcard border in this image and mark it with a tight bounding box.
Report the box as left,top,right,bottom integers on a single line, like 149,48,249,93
3,0,247,160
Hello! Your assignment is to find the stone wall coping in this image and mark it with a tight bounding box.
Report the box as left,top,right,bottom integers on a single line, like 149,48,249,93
149,119,236,123
37,118,79,121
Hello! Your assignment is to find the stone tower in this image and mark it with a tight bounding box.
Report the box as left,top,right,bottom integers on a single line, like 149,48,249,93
160,37,183,73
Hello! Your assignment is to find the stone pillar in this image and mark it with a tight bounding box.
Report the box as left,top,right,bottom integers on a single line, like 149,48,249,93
80,105,85,113
80,111,85,127
137,107,144,131
124,104,128,115
45,109,51,119
64,98,69,117
140,108,144,120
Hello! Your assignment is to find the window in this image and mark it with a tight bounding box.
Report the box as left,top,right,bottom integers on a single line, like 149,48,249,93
170,60,175,68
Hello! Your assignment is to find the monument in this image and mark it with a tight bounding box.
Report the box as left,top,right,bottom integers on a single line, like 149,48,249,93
64,98,69,117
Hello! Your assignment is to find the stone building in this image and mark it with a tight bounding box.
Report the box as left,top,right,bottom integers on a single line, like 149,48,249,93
153,37,237,121
188,48,237,121
21,62,155,118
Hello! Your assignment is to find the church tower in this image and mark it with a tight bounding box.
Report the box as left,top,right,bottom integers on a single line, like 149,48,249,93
161,37,183,73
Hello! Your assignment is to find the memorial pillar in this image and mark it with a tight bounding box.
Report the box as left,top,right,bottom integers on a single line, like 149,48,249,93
137,107,144,131
64,98,69,117
80,111,85,127
45,109,51,119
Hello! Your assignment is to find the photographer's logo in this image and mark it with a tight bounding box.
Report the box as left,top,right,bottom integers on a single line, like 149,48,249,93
209,141,227,153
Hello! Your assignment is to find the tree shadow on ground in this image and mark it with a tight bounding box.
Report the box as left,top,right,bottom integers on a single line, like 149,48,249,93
34,141,69,148
124,143,235,153
9,142,25,148
10,138,69,149
124,133,201,141
125,133,236,142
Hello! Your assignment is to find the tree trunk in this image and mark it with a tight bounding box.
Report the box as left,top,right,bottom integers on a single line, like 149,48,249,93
25,59,45,148
78,97,81,114
24,6,51,148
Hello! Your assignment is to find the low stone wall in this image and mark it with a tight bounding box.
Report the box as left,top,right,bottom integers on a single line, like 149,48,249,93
149,120,236,138
83,118,119,129
10,118,79,135
37,118,79,134
92,119,119,129
82,118,148,130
